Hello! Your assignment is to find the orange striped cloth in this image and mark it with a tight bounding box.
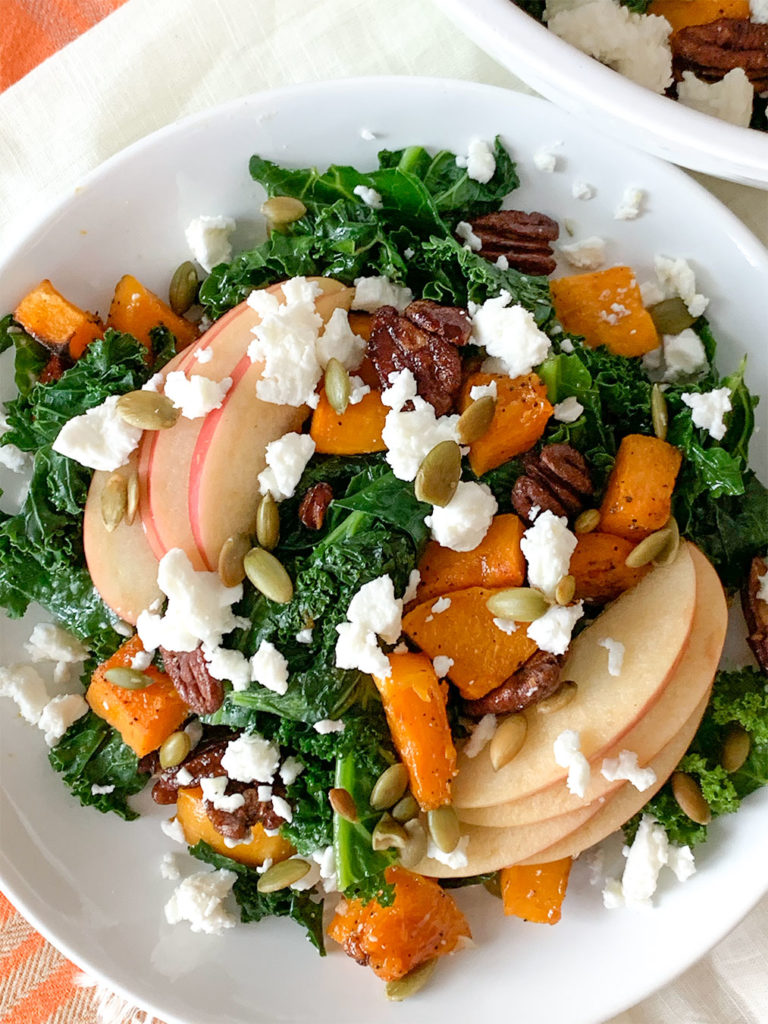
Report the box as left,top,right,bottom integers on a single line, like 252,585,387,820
0,0,129,92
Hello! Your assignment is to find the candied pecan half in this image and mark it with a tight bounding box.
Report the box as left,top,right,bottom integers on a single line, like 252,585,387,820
368,304,463,416
160,646,224,715
672,18,768,90
742,555,768,675
464,651,563,717
404,299,472,346
151,732,234,804
299,482,333,530
511,443,593,525
467,210,559,276
205,783,287,840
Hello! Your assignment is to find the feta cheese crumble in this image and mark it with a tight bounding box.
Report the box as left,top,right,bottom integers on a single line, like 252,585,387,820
572,180,596,201
200,776,246,813
24,623,87,669
316,307,366,370
90,783,116,796
160,852,182,881
402,568,421,604
52,395,142,471
335,575,403,678
353,276,413,313
163,371,232,419
249,640,289,695
598,637,625,677
353,184,383,209
0,664,50,724
0,443,29,473
614,187,645,221
165,869,237,934
469,380,498,402
221,733,280,784
493,617,518,635
426,831,470,869
652,328,708,382
271,794,293,823
464,714,497,758
258,431,316,501
432,655,454,679
279,756,305,786
553,729,591,798
470,291,551,378
380,369,460,481
553,396,584,423
456,221,482,251
559,235,607,270
203,645,251,691
456,138,496,183
533,143,561,173
431,597,452,615
677,68,753,128
603,815,695,909
520,509,578,599
528,602,584,656
601,750,657,792
681,388,732,441
38,693,89,746
653,255,709,318
185,215,236,273
425,481,498,552
313,719,345,734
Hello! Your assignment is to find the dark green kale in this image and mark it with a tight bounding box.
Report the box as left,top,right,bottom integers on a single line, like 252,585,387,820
48,711,148,820
0,314,49,396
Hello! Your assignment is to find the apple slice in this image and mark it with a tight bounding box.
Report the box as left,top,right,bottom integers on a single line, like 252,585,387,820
83,454,163,625
451,542,697,810
458,545,726,827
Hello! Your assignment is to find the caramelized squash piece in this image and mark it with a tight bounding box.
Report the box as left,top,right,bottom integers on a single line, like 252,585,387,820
107,274,198,351
599,434,682,540
500,858,572,924
14,279,103,359
648,0,749,32
570,530,652,602
310,386,388,454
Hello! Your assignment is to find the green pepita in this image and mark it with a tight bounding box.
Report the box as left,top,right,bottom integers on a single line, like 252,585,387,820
104,667,153,690
555,574,576,606
218,533,252,588
329,787,358,823
624,527,674,569
370,762,409,810
652,516,680,567
414,440,462,508
391,793,419,823
485,587,550,623
671,771,711,825
483,874,502,900
721,724,751,774
536,680,578,715
257,858,311,893
651,383,668,441
324,358,351,415
116,390,180,430
574,508,601,534
647,297,696,337
386,958,438,1001
243,547,294,604
159,730,191,769
168,260,198,316
489,714,528,771
101,472,127,532
371,813,409,852
125,469,139,526
398,820,428,869
262,195,308,231
457,395,496,445
427,805,460,854
256,493,280,551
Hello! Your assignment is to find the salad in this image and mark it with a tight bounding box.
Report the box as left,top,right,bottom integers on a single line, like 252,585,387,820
0,134,767,1001
514,0,768,132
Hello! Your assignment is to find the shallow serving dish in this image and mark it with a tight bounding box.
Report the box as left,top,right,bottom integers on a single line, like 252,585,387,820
0,77,767,1024
434,0,768,189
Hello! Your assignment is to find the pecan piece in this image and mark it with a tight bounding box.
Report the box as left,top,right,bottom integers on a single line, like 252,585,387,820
160,646,224,715
672,18,768,90
205,783,287,840
299,482,333,530
741,555,768,675
464,651,563,717
368,304,463,415
151,731,234,804
511,443,593,525
467,210,559,276
404,299,472,346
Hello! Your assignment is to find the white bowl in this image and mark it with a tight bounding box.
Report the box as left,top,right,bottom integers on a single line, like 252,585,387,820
434,0,768,188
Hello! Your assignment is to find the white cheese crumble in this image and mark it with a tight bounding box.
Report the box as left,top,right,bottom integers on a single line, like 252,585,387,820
176,767,194,786
257,785,273,802
165,868,237,934
559,338,575,353
90,783,116,795
335,621,391,678
249,640,289,695
493,617,518,635
533,144,560,173
200,776,246,813
426,831,470,869
258,431,316,501
752,0,768,20
222,733,280,784
470,292,552,378
402,568,421,604
161,817,186,844
432,655,454,679
137,549,243,653
653,255,709,318
431,597,452,615
572,180,596,201
271,794,293,823
681,387,732,441
520,509,577,599
353,184,383,209
662,328,707,380
360,127,377,141
598,637,625,677
601,750,657,792
380,369,460,481
0,664,50,724
38,693,89,746
456,221,482,251
456,138,496,183
346,575,403,644
553,729,591,798
195,347,213,364
24,623,87,669
677,68,754,128
614,186,645,221
0,443,29,472
353,276,413,313
469,380,498,401
558,235,607,270
464,714,497,758
163,371,232,419
313,719,345,734
130,649,153,671
279,756,305,786
316,307,366,370
495,255,509,270
553,396,584,423
603,815,695,909
160,852,181,881
424,481,497,553
51,395,142,471
185,215,236,273
295,627,314,644
203,645,251,691
528,602,584,656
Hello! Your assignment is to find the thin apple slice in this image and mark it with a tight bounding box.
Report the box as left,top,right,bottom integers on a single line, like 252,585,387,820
452,543,697,810
458,546,726,827
83,455,162,625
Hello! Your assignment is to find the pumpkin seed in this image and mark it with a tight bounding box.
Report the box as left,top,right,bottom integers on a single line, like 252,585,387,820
329,787,358,823
104,667,153,690
262,195,307,231
414,440,462,507
489,714,528,771
116,390,180,430
257,858,311,893
485,587,550,622
125,469,139,526
457,395,496,445
555,574,576,606
574,508,601,534
721,724,751,774
159,730,191,769
372,813,409,852
651,384,668,441
168,260,198,316
398,820,428,869
427,805,460,854
536,680,578,715
324,357,351,415
385,958,438,1002
624,526,674,568
243,547,293,604
652,516,680,567
483,874,502,900
218,532,252,588
255,493,280,551
101,472,127,532
391,793,419,823
671,771,711,825
370,762,409,810
648,297,696,337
